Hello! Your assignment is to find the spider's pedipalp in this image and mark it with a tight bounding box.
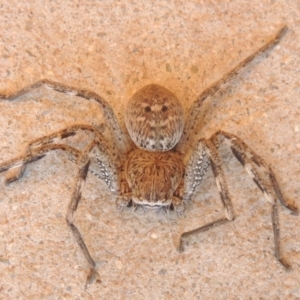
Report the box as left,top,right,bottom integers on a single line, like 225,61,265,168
116,193,132,210
125,84,184,151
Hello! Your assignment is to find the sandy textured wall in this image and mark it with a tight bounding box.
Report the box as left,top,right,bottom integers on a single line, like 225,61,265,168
0,1,299,299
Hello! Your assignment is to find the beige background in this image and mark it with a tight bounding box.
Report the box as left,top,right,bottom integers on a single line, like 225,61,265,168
0,0,300,299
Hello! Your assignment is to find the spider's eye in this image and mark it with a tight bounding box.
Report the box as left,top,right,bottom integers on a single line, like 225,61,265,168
145,106,151,112
161,105,168,112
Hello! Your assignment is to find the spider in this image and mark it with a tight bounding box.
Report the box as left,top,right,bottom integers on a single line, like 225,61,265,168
0,25,297,286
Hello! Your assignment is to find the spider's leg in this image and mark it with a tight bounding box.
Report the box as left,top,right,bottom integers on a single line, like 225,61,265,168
179,139,234,252
177,25,287,150
182,139,210,201
0,79,131,152
4,124,120,194
211,130,298,213
4,163,27,184
0,144,81,175
211,130,298,269
4,128,77,183
66,141,104,287
0,142,114,286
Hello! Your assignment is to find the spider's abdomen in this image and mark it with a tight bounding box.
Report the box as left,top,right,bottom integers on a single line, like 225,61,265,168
125,149,184,207
125,84,184,151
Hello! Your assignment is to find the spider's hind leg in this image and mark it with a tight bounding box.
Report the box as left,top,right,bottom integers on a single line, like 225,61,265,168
211,130,298,269
5,163,27,184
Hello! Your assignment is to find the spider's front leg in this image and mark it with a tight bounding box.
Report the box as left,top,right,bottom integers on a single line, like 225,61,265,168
66,141,101,287
0,143,100,285
179,138,235,252
177,25,287,152
4,127,78,184
0,131,121,286
0,144,81,175
4,124,120,193
0,79,131,152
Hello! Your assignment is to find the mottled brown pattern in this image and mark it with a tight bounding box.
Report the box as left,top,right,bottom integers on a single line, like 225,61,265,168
125,84,184,151
0,25,297,286
125,149,184,207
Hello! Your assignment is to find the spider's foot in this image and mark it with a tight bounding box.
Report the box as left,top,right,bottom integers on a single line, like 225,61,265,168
84,261,106,288
177,237,186,253
286,203,298,216
85,267,99,288
4,167,24,184
278,257,292,271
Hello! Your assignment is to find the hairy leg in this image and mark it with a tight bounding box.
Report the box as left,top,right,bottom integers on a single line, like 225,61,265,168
210,130,298,269
179,138,234,252
0,79,131,152
65,141,103,287
177,25,287,150
4,124,121,193
0,144,80,174
0,141,117,285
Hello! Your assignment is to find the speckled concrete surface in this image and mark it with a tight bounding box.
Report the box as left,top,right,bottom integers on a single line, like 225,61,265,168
0,1,300,299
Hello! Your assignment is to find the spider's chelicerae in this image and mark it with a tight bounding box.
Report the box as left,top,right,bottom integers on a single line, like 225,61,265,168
0,25,298,285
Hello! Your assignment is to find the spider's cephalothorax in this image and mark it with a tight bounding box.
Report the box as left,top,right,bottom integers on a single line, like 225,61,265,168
0,25,297,286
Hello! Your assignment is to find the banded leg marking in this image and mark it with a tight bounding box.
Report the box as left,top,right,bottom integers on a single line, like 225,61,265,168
177,25,287,150
0,144,81,175
211,130,298,269
179,138,234,252
0,79,130,152
66,142,104,286
3,124,121,193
